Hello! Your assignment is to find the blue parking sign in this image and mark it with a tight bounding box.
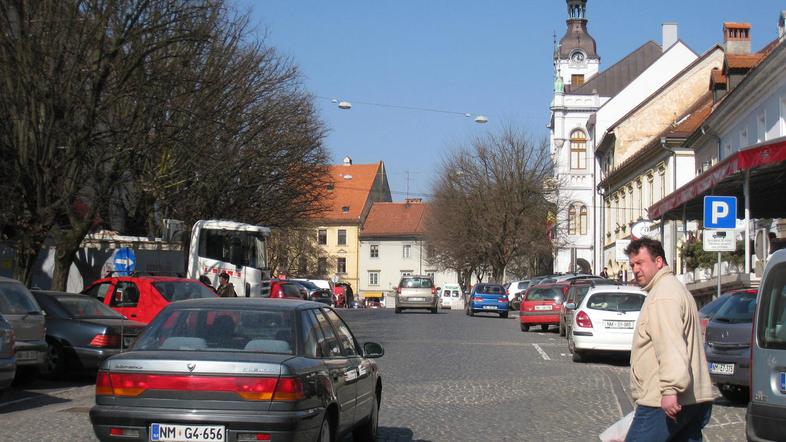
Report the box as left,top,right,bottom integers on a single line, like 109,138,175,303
703,196,737,229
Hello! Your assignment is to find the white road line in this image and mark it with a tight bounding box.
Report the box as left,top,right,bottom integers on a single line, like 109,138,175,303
532,343,551,360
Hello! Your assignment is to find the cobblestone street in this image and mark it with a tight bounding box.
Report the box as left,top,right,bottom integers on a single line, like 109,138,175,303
0,308,746,441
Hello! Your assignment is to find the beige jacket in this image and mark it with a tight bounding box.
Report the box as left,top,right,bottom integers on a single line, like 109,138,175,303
630,266,715,407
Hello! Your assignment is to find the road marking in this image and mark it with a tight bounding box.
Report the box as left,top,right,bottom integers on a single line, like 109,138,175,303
532,343,551,360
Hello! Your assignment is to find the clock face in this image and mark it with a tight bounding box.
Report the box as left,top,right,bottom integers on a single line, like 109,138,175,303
571,51,585,62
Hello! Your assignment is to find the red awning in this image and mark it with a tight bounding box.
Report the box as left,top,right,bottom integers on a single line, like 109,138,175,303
648,139,786,220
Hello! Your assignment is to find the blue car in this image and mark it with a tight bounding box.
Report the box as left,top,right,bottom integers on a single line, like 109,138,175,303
465,283,509,318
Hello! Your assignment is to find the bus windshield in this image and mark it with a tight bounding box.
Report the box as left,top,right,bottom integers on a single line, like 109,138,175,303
198,228,268,270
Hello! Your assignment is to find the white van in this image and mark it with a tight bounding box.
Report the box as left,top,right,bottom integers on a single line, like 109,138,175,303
747,249,786,441
439,284,463,309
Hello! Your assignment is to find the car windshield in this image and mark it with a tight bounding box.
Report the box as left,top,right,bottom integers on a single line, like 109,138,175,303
713,293,756,324
56,296,124,319
475,284,504,294
0,282,40,314
587,292,646,312
135,308,295,354
152,281,218,302
401,278,433,288
526,287,563,302
294,280,318,290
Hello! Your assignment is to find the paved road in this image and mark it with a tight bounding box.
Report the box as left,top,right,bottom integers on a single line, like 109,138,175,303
0,308,746,441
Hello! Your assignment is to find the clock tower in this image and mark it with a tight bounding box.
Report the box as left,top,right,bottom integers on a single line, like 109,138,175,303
556,0,600,91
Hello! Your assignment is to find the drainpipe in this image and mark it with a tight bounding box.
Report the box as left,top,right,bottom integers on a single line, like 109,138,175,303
744,170,751,274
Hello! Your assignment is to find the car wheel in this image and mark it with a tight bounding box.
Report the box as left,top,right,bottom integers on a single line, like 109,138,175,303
46,341,67,378
317,415,332,442
520,323,529,332
559,321,566,337
499,312,508,319
541,324,549,332
395,307,401,314
353,392,379,442
572,350,585,363
719,386,749,404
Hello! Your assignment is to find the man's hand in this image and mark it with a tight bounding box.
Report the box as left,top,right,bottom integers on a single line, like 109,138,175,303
661,394,682,421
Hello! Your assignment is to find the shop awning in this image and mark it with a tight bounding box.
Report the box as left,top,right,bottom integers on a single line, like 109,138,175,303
648,139,786,221
362,291,384,298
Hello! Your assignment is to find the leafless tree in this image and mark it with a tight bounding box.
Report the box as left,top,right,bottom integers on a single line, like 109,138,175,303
267,227,334,279
427,126,563,283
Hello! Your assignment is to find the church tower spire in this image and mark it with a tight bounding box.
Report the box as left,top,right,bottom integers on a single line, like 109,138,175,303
555,0,600,91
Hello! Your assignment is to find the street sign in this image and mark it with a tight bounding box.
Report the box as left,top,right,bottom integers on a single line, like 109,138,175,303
703,229,736,252
703,196,737,229
615,240,631,263
113,247,136,276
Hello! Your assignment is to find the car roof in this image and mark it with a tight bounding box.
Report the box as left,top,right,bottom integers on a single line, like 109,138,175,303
586,285,647,295
164,297,326,311
31,289,87,297
0,276,25,284
94,275,197,282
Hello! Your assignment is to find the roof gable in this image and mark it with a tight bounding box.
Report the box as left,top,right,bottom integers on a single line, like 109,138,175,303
570,41,663,97
316,162,390,223
361,202,428,237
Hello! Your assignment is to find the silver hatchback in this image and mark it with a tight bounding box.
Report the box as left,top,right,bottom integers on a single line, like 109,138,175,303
0,277,47,382
395,276,437,314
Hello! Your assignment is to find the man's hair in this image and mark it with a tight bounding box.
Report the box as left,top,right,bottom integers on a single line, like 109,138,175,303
219,272,229,280
624,237,668,265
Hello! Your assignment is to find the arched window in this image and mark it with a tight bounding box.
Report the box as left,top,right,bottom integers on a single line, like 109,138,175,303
568,203,588,236
570,129,587,170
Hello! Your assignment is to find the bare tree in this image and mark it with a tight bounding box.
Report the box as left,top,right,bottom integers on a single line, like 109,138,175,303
267,227,334,278
427,126,562,283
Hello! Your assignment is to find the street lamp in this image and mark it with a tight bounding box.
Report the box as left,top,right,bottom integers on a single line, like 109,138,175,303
331,98,352,109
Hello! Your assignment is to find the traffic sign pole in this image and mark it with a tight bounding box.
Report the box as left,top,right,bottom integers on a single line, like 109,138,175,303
717,252,721,299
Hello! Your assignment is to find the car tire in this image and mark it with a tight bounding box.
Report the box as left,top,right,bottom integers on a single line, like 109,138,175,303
541,324,549,332
520,323,529,332
317,415,332,442
499,312,508,319
46,341,68,378
719,386,749,404
572,350,585,363
353,391,379,442
559,321,566,337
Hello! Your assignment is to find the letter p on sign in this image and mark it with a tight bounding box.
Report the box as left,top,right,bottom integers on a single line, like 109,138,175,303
703,196,737,229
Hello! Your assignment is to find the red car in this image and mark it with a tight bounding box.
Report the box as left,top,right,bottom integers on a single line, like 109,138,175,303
519,282,568,332
82,276,217,324
268,280,306,300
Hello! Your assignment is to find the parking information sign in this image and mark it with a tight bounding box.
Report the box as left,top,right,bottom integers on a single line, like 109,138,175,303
703,196,737,229
703,229,736,252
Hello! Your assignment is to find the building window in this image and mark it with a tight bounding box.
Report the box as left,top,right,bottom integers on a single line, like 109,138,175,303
318,229,327,245
337,229,347,246
757,112,766,143
401,271,412,277
570,129,587,170
317,258,327,275
368,271,379,286
568,205,577,235
569,204,587,236
571,74,585,86
579,205,587,235
337,257,346,274
402,244,411,258
740,128,748,149
370,244,379,258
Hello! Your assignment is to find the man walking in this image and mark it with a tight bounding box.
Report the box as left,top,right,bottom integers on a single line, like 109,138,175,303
216,272,238,298
624,238,714,442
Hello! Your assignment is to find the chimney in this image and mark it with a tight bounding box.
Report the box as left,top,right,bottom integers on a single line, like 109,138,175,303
723,22,751,54
779,11,786,42
662,22,678,51
342,156,352,166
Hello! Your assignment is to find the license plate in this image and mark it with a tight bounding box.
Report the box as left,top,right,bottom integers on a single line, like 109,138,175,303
780,372,785,393
483,305,497,310
708,363,735,376
535,305,551,311
604,320,634,329
15,351,38,361
410,297,424,302
151,424,225,442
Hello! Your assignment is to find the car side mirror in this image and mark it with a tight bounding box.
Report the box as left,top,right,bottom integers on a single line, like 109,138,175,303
565,303,576,310
363,342,384,358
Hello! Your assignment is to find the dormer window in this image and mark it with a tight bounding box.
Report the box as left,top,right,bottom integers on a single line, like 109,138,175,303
341,206,349,213
327,183,334,192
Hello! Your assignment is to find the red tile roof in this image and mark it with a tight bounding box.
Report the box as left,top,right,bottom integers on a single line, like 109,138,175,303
361,201,428,237
710,68,727,85
726,54,764,69
315,162,387,223
669,93,714,136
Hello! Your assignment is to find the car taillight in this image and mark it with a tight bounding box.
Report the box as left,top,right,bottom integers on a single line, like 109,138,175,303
96,371,114,396
576,311,593,328
90,334,121,348
272,377,305,401
499,297,508,303
431,287,436,295
274,287,284,298
472,297,483,302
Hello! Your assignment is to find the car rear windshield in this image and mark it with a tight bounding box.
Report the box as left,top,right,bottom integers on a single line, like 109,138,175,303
294,280,318,290
0,282,40,315
57,296,124,319
526,287,563,302
152,281,218,302
587,292,646,312
713,292,756,324
698,294,730,318
135,308,295,354
475,284,504,294
400,278,433,289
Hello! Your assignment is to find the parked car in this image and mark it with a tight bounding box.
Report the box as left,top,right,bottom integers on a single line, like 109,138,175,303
0,277,46,382
82,276,218,324
704,289,757,403
89,298,384,442
269,280,307,300
519,283,567,332
439,283,462,309
465,283,509,318
559,279,620,336
698,291,737,339
566,285,647,362
0,314,16,396
31,290,146,376
395,275,437,314
290,280,333,305
747,249,786,441
507,280,530,311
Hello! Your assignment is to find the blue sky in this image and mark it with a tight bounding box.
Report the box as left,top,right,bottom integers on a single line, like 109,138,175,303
238,1,782,201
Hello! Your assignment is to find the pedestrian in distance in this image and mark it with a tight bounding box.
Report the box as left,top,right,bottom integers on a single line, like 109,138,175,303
623,238,714,442
600,266,609,278
216,272,238,298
